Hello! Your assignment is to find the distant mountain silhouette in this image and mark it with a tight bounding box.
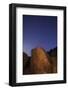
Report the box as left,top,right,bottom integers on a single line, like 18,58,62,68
23,47,57,75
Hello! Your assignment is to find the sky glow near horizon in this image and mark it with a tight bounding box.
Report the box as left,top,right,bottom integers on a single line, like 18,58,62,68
23,15,57,56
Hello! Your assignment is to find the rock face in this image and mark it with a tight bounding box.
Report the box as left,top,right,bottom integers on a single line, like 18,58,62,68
48,47,57,73
23,52,28,68
48,47,57,57
23,52,31,74
31,48,53,74
23,47,57,75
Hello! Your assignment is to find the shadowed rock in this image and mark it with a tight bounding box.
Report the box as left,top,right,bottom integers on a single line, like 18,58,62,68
23,52,28,68
47,47,57,73
23,52,32,74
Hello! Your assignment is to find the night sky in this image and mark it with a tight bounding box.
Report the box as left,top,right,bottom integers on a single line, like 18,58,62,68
23,15,57,56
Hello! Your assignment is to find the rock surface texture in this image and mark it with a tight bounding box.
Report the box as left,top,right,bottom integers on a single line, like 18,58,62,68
31,48,53,74
23,47,57,75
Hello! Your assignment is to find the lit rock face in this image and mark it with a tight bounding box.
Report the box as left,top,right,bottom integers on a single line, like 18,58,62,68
31,48,53,74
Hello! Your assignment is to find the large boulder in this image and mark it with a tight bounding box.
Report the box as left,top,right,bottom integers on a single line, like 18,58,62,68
31,48,53,74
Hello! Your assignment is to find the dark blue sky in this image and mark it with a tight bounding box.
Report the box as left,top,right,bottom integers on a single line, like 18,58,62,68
23,15,57,56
